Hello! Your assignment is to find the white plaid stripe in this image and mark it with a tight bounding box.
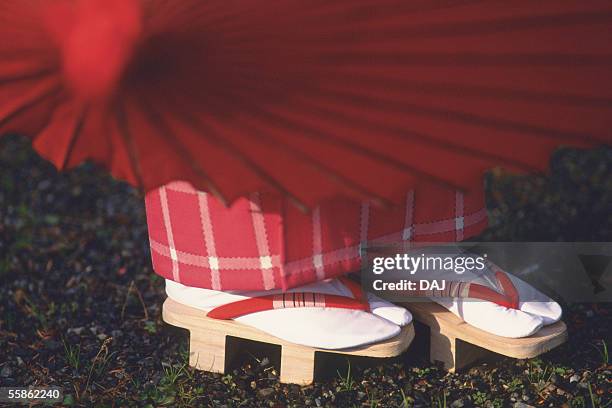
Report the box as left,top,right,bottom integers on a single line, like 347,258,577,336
455,191,465,241
151,206,487,279
285,206,487,276
403,190,415,241
150,206,487,278
369,231,402,245
249,192,275,290
360,202,369,246
159,187,180,282
150,239,282,268
165,182,196,194
285,245,357,275
368,192,415,245
312,206,325,280
198,192,221,290
150,189,488,286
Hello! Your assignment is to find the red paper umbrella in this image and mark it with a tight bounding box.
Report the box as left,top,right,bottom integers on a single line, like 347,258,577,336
1,0,611,209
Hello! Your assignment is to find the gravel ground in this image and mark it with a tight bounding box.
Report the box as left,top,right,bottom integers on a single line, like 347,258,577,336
0,135,610,407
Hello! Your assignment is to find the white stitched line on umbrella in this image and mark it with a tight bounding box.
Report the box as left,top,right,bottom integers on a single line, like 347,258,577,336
250,193,275,290
455,191,465,241
198,192,221,290
159,187,180,283
312,206,325,280
403,190,415,241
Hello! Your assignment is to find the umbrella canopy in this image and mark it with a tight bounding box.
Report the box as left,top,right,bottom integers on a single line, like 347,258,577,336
1,0,611,209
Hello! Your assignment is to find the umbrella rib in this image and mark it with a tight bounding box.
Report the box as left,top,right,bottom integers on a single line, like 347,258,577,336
386,10,610,39
217,9,612,48
231,111,393,208
236,81,537,172
169,105,311,212
170,0,485,43
320,74,612,108
373,10,612,39
169,83,395,205
60,105,88,170
135,97,229,206
192,0,483,34
176,82,469,192
0,67,56,85
198,75,566,172
313,0,485,22
114,100,145,190
209,88,467,192
315,51,612,68
307,87,607,145
0,81,62,129
284,92,545,171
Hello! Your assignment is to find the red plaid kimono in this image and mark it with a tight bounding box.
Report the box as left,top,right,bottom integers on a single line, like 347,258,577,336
145,181,487,291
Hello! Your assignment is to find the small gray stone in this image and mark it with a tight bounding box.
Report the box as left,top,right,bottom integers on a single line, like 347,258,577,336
257,387,274,398
67,327,85,336
0,365,12,378
569,374,580,383
450,399,465,408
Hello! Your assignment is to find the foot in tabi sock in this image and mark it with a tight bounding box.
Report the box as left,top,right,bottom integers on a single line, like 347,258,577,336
434,270,562,338
165,277,412,349
384,249,562,338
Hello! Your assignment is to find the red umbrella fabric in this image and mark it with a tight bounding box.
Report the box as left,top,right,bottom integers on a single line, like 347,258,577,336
1,0,611,209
